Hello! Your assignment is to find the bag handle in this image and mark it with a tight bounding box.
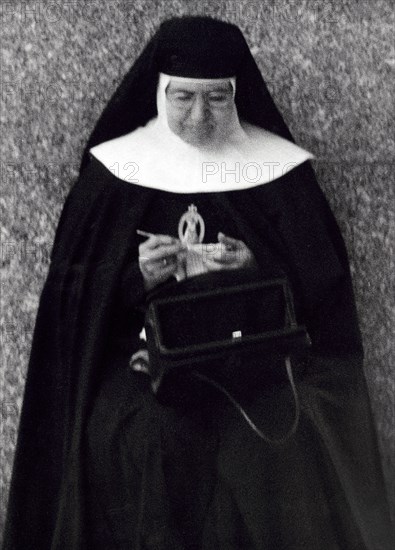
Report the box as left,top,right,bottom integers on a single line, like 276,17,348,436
191,355,300,445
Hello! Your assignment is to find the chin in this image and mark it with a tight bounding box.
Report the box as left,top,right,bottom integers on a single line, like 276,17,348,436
182,132,215,146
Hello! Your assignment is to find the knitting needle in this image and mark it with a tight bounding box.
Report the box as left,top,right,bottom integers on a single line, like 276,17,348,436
136,229,156,238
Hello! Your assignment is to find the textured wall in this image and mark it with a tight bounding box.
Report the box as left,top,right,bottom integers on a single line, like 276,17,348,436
1,0,394,539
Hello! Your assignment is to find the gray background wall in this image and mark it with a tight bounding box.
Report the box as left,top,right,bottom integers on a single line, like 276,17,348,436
1,0,394,540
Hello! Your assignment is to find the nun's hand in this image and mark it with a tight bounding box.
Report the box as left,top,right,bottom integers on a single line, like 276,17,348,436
203,232,257,272
138,234,186,291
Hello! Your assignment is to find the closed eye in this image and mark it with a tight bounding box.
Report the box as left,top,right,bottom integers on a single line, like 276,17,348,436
171,92,194,101
208,93,229,102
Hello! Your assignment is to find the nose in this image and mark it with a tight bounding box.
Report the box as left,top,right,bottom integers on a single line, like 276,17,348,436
189,94,209,122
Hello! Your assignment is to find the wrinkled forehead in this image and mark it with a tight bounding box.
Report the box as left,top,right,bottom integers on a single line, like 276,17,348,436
158,72,236,98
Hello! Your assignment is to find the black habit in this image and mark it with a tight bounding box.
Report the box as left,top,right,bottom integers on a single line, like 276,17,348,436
3,153,391,549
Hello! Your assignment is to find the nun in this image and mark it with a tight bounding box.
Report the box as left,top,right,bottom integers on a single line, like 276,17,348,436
3,16,391,550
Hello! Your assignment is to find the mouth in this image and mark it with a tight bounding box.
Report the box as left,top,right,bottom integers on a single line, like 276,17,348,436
183,126,215,138
184,121,215,131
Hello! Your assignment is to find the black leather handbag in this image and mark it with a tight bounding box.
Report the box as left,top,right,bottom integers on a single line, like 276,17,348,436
144,267,311,401
141,267,312,443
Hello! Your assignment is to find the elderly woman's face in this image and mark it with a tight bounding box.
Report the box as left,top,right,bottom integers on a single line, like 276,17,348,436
165,80,235,146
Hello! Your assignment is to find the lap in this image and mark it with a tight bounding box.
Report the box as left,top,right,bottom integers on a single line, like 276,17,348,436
85,364,219,548
84,360,370,550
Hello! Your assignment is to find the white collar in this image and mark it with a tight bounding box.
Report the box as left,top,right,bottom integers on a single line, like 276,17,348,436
90,73,314,193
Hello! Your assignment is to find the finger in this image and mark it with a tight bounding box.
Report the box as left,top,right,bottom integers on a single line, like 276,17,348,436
205,246,238,263
155,254,178,267
149,262,180,282
159,262,179,276
150,251,181,267
209,253,237,264
140,258,178,278
217,232,242,249
145,243,184,262
140,243,183,262
139,235,177,255
139,255,178,274
145,234,180,249
204,258,238,271
218,231,243,246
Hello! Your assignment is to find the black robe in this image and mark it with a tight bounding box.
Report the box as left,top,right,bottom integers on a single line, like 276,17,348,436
3,154,391,549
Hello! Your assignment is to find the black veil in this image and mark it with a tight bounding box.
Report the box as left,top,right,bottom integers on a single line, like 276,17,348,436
79,16,295,174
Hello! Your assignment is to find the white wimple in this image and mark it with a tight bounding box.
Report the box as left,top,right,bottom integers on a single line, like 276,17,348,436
90,73,314,193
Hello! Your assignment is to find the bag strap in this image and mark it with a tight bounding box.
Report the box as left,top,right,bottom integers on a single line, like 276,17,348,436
191,355,300,445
